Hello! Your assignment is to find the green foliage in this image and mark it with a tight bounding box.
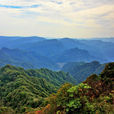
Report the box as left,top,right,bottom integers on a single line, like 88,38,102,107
65,84,91,112
67,83,91,94
0,65,75,113
0,106,15,114
0,62,114,114
66,98,82,112
46,83,91,113
44,63,114,114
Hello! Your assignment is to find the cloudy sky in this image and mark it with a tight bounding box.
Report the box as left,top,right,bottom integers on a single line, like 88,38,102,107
0,0,114,38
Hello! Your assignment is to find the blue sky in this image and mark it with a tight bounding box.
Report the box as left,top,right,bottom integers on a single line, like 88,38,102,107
0,0,114,38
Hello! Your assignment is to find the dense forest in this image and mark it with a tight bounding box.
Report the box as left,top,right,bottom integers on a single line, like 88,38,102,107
30,62,114,114
0,63,114,113
0,64,75,113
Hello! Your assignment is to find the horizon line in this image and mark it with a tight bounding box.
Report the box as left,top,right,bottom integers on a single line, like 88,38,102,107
0,35,114,39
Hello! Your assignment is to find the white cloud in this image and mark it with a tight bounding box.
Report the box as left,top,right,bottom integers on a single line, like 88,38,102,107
0,0,114,38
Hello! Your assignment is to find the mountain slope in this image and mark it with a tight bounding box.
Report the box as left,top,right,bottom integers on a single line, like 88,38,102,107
62,61,105,83
56,47,94,63
0,65,75,112
0,47,59,69
24,39,65,58
39,62,114,114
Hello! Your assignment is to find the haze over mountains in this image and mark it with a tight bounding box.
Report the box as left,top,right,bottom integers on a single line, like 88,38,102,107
0,36,114,113
0,0,114,113
0,36,114,70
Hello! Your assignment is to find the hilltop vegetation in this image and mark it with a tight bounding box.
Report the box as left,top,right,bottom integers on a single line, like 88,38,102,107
0,63,114,113
38,62,114,114
0,65,75,113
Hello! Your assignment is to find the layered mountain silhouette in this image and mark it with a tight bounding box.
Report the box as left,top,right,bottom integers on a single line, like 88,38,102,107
0,36,114,70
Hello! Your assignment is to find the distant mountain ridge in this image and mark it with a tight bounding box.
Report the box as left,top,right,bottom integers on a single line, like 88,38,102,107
0,47,58,70
56,47,94,63
0,36,114,70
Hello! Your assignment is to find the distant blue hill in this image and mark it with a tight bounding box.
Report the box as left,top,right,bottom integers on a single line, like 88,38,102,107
0,36,114,70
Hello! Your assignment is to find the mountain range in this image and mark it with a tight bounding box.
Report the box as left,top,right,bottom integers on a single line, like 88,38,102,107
0,36,114,113
0,36,114,70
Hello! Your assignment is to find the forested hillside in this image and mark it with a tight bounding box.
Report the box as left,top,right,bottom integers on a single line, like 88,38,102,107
0,63,113,113
0,64,75,113
35,62,114,114
62,61,105,83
